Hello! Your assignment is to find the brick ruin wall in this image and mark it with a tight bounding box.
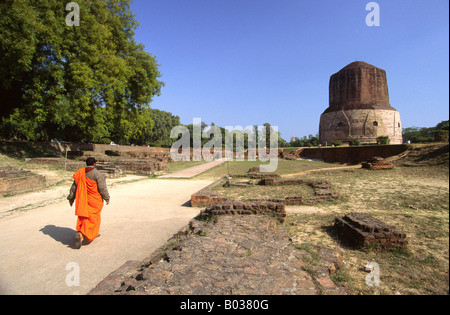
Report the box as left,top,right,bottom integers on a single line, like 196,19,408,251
199,200,287,223
47,142,169,156
334,212,408,251
0,169,46,195
298,144,408,164
191,176,338,210
23,141,171,176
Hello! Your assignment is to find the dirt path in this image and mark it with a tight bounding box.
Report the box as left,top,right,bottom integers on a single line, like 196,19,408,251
0,175,147,219
0,178,212,295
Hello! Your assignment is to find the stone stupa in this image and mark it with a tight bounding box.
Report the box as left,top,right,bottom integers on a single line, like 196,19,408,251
319,61,403,145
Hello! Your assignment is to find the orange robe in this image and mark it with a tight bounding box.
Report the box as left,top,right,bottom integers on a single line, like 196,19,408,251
73,168,104,242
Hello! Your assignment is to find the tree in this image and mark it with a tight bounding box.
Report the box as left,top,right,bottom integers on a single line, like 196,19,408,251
434,130,449,142
277,132,288,148
0,0,164,142
435,120,449,131
263,123,277,149
402,121,449,143
146,109,181,147
252,125,259,147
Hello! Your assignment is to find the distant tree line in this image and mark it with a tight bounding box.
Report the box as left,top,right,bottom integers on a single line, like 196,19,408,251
403,120,449,143
180,122,279,150
281,135,320,148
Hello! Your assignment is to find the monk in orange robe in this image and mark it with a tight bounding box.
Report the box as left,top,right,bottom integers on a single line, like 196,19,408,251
68,157,110,249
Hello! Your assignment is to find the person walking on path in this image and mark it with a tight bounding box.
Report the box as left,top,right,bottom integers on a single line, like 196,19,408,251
68,157,110,249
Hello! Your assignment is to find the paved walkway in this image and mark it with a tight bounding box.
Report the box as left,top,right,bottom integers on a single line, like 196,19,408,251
0,179,212,295
89,215,347,295
159,159,226,178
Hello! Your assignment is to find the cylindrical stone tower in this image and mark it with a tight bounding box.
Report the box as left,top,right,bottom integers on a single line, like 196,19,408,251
319,61,403,145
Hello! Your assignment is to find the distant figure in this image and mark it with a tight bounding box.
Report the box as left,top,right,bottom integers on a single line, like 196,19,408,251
67,157,110,249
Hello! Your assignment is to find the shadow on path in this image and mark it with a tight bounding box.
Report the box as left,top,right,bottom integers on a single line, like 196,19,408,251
40,225,77,249
181,200,192,207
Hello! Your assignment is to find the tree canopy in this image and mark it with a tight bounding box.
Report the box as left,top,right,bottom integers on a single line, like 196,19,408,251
402,120,449,143
0,0,164,143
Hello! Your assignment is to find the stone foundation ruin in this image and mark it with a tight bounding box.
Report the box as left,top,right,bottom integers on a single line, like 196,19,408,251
0,167,46,195
361,156,394,170
334,212,408,251
191,168,338,209
199,200,287,223
27,142,171,177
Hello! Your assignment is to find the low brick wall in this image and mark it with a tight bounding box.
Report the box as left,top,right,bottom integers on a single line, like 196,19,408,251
334,212,408,251
199,200,287,223
230,173,280,179
29,158,85,171
0,171,46,195
29,156,167,176
191,178,227,207
100,159,166,175
191,177,338,208
361,157,394,170
47,142,169,155
299,144,409,164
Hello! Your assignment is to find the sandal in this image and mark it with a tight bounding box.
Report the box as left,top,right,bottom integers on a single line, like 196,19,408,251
75,232,83,249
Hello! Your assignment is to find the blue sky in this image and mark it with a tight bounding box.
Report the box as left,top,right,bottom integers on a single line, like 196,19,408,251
130,0,449,140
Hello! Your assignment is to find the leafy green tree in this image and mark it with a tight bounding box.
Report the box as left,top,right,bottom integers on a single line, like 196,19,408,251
434,130,449,142
435,120,449,131
0,0,163,142
277,132,288,148
146,109,181,147
262,123,278,148
288,134,319,147
402,121,449,143
253,125,259,147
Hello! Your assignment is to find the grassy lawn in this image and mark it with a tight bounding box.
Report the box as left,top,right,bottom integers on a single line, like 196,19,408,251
194,159,343,180
284,165,449,295
211,176,316,201
165,160,209,174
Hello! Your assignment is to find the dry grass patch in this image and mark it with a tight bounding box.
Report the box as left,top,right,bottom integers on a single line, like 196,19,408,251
285,165,449,295
194,159,343,180
211,177,316,201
